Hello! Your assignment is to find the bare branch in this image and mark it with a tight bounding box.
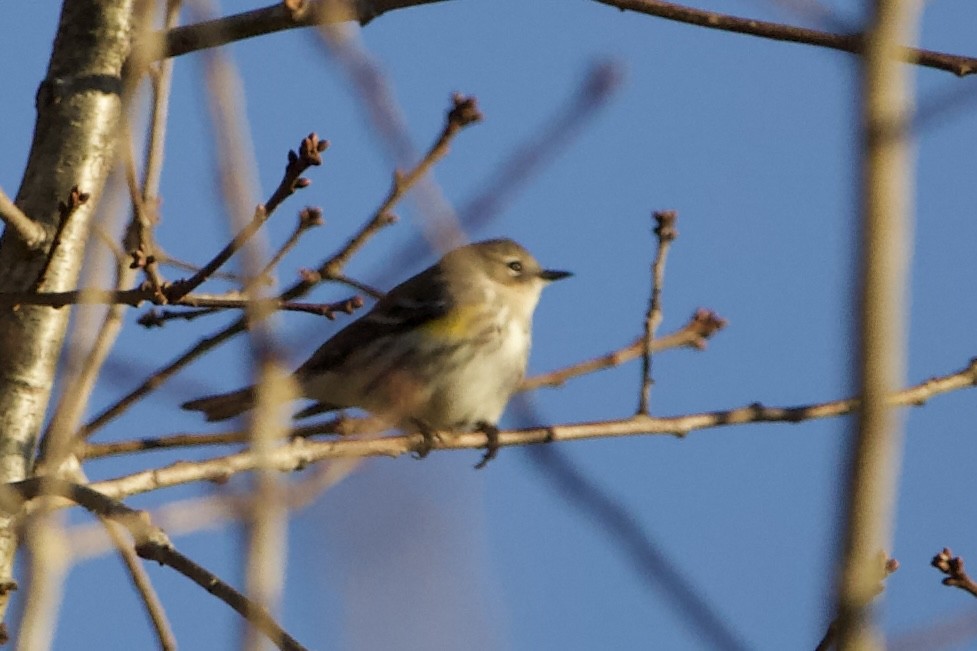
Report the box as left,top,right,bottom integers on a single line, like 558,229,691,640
31,186,90,291
594,0,977,76
4,479,307,651
521,308,726,391
86,358,977,500
157,0,454,58
638,210,677,414
312,93,481,284
834,2,921,648
167,133,329,301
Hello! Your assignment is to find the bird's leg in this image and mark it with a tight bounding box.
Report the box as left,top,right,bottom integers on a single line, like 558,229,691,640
474,421,500,470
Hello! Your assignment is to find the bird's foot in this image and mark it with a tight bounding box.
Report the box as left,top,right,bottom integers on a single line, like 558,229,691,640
474,421,500,470
411,420,439,459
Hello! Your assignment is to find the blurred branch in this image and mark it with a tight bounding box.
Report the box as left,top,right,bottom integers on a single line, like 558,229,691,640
816,554,898,651
100,518,176,651
68,461,358,561
0,187,47,251
157,0,453,59
308,92,481,282
834,1,920,649
16,511,68,651
595,0,976,77
85,358,977,499
932,548,977,599
392,62,621,272
525,437,749,651
4,479,307,651
638,210,677,414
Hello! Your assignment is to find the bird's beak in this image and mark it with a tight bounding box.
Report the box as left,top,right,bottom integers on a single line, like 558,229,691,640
539,269,572,282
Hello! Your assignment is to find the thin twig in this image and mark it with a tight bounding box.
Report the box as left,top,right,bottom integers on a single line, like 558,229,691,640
313,93,481,285
120,114,166,302
167,133,329,301
142,0,181,200
244,206,324,294
31,187,90,291
156,252,247,281
932,548,977,599
155,0,977,76
594,0,977,77
326,273,384,300
83,358,977,500
81,431,267,459
35,244,135,473
522,308,725,391
80,322,248,438
638,210,677,414
0,186,47,251
141,543,306,651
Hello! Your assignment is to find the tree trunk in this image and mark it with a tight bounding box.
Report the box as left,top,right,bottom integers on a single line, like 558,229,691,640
0,0,135,633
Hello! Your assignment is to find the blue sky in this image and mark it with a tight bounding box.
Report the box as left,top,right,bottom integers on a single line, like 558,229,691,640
3,1,977,649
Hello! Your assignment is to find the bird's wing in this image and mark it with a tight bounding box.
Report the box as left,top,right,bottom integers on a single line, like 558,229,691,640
296,264,450,377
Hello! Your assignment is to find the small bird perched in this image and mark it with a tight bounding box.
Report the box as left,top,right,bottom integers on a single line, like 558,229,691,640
182,238,571,466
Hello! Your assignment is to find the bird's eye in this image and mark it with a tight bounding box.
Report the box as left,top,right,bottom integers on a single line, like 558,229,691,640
507,260,523,273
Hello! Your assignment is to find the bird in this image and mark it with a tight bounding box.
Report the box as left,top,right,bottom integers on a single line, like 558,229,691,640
182,238,570,465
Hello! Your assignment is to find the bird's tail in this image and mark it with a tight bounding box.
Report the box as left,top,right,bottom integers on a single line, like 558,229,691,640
182,387,255,422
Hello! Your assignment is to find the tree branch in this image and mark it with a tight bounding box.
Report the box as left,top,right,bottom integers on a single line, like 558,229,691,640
166,133,329,301
86,358,977,500
834,2,920,648
638,210,677,414
594,0,977,76
4,479,307,651
156,0,454,59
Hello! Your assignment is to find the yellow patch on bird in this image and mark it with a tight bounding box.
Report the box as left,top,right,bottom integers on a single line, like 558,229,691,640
419,304,483,339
